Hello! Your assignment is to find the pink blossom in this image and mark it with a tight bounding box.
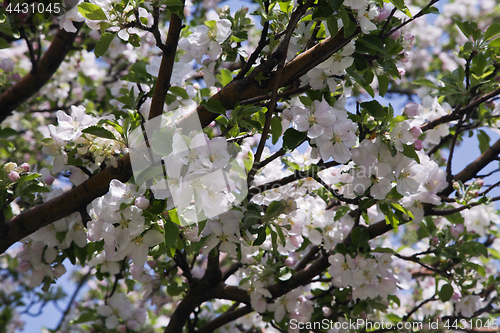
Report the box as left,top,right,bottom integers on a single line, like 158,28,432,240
8,171,20,182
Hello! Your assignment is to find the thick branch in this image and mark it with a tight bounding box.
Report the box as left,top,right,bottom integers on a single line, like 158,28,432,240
0,154,132,253
0,27,359,254
164,251,221,333
0,23,84,123
149,13,183,120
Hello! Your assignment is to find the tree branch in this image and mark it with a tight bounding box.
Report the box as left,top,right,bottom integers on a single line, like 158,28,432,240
0,23,84,122
149,12,183,120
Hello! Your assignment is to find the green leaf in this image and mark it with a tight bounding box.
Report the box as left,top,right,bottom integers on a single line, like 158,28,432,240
217,68,233,86
17,173,41,186
275,225,286,246
0,37,8,49
78,3,107,20
334,206,351,221
390,0,412,17
94,32,116,58
388,295,401,307
485,23,500,41
465,262,486,276
477,130,490,154
19,183,50,194
164,219,179,249
82,126,116,140
202,99,226,114
402,144,420,164
339,6,354,38
266,200,285,220
0,128,18,138
270,117,282,145
253,226,267,246
389,203,414,219
326,12,338,37
70,311,97,324
330,0,343,11
360,100,386,120
378,75,389,97
167,282,185,296
352,301,368,316
371,247,394,253
283,128,306,152
169,86,189,99
439,284,454,302
351,227,369,247
412,78,436,88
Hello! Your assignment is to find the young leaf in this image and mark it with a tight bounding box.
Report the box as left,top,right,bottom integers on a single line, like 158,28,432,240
82,126,117,140
283,128,307,152
78,3,107,20
94,32,116,58
439,284,453,302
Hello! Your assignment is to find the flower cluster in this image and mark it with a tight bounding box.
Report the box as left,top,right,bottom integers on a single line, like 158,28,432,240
87,180,163,267
284,97,357,163
42,105,126,176
178,18,232,87
328,253,398,300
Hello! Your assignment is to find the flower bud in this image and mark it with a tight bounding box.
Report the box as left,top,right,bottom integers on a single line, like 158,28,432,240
135,196,150,210
20,162,30,173
4,162,17,173
410,126,422,139
450,224,464,238
285,257,295,267
404,102,420,118
390,29,401,40
414,139,423,151
375,7,390,21
8,171,20,182
476,179,484,187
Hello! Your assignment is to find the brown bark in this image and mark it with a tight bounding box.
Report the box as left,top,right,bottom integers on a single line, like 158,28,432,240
0,23,84,123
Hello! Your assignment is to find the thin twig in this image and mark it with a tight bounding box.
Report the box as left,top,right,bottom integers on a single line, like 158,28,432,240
55,271,91,332
379,8,397,38
383,0,440,39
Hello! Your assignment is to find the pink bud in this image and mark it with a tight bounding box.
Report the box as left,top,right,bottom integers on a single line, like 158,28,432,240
450,224,464,238
20,162,30,173
398,67,406,76
45,175,54,185
414,140,423,151
403,34,414,43
135,196,150,210
375,7,390,21
401,50,413,62
431,236,439,246
8,171,20,182
410,126,422,139
390,29,401,40
285,257,295,267
476,179,484,187
404,102,420,118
